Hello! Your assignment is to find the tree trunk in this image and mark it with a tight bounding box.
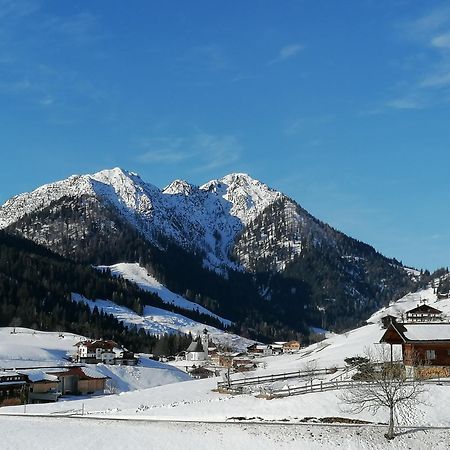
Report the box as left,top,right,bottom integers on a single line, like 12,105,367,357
386,405,395,440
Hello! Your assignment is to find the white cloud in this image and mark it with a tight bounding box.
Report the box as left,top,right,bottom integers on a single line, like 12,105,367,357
385,6,450,111
279,44,304,60
420,71,450,88
386,97,423,110
431,32,450,48
269,43,304,65
135,132,241,173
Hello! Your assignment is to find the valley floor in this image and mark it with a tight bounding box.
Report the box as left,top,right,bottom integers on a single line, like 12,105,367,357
0,415,449,450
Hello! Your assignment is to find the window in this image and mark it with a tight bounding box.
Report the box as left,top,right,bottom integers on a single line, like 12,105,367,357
426,349,436,360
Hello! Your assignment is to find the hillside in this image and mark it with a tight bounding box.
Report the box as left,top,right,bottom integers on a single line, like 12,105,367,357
0,231,231,354
0,327,190,393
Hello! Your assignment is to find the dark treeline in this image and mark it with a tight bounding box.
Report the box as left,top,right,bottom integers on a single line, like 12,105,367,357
8,197,312,342
0,231,218,354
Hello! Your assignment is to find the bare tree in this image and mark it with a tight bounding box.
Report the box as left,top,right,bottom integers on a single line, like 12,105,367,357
339,345,427,440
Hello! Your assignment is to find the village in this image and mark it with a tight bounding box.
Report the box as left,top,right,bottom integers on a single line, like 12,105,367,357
0,327,302,407
2,298,450,409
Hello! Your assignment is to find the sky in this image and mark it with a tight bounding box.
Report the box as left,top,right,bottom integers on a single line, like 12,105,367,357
0,0,449,270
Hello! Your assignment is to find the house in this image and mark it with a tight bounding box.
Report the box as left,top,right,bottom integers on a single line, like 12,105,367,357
20,370,60,403
404,303,443,323
0,371,28,407
247,344,272,356
282,340,301,353
74,339,137,365
380,321,450,377
381,314,398,329
49,367,109,395
269,342,285,355
232,358,256,372
188,366,217,379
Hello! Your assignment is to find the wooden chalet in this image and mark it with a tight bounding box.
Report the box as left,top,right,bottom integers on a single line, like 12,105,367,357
49,367,109,395
379,303,450,377
0,371,28,407
404,304,443,322
283,340,301,353
188,366,217,379
20,370,61,403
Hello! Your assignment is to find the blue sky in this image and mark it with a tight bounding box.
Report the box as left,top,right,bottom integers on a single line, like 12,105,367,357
0,0,449,270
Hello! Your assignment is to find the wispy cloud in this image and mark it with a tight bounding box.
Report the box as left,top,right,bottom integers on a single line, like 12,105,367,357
386,5,450,110
284,115,335,135
177,45,229,72
431,32,450,49
0,0,38,20
386,97,424,110
136,132,241,173
269,43,304,65
0,3,109,118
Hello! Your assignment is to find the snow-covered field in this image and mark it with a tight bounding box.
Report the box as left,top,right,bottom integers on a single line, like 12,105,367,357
0,327,190,392
2,416,450,450
3,285,450,448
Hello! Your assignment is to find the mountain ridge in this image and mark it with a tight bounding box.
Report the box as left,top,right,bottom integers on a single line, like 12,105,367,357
0,167,416,334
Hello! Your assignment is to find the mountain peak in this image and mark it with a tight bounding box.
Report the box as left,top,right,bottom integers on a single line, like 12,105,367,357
221,172,258,184
163,179,198,196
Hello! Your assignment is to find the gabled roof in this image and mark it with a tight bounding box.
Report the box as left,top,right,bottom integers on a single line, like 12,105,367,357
381,322,450,343
403,324,450,342
186,339,204,353
406,304,442,315
75,339,119,350
19,370,58,383
50,366,109,380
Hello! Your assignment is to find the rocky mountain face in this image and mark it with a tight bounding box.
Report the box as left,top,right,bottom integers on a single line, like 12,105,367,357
0,168,416,336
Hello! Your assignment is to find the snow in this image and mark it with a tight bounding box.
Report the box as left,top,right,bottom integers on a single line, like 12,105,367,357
368,286,450,323
97,262,232,326
0,168,287,272
4,282,450,448
0,327,84,368
403,323,450,341
72,293,254,351
18,370,58,382
4,416,450,450
0,327,190,393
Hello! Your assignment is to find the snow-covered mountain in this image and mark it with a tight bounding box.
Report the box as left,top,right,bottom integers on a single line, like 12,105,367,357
0,168,283,271
0,168,416,332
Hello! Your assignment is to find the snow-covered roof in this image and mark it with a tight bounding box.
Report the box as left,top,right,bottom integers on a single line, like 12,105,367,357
79,366,108,379
19,370,58,382
186,340,204,353
403,324,450,341
0,370,20,377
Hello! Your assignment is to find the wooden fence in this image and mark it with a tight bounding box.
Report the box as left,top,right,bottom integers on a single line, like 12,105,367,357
217,367,344,390
263,378,450,399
